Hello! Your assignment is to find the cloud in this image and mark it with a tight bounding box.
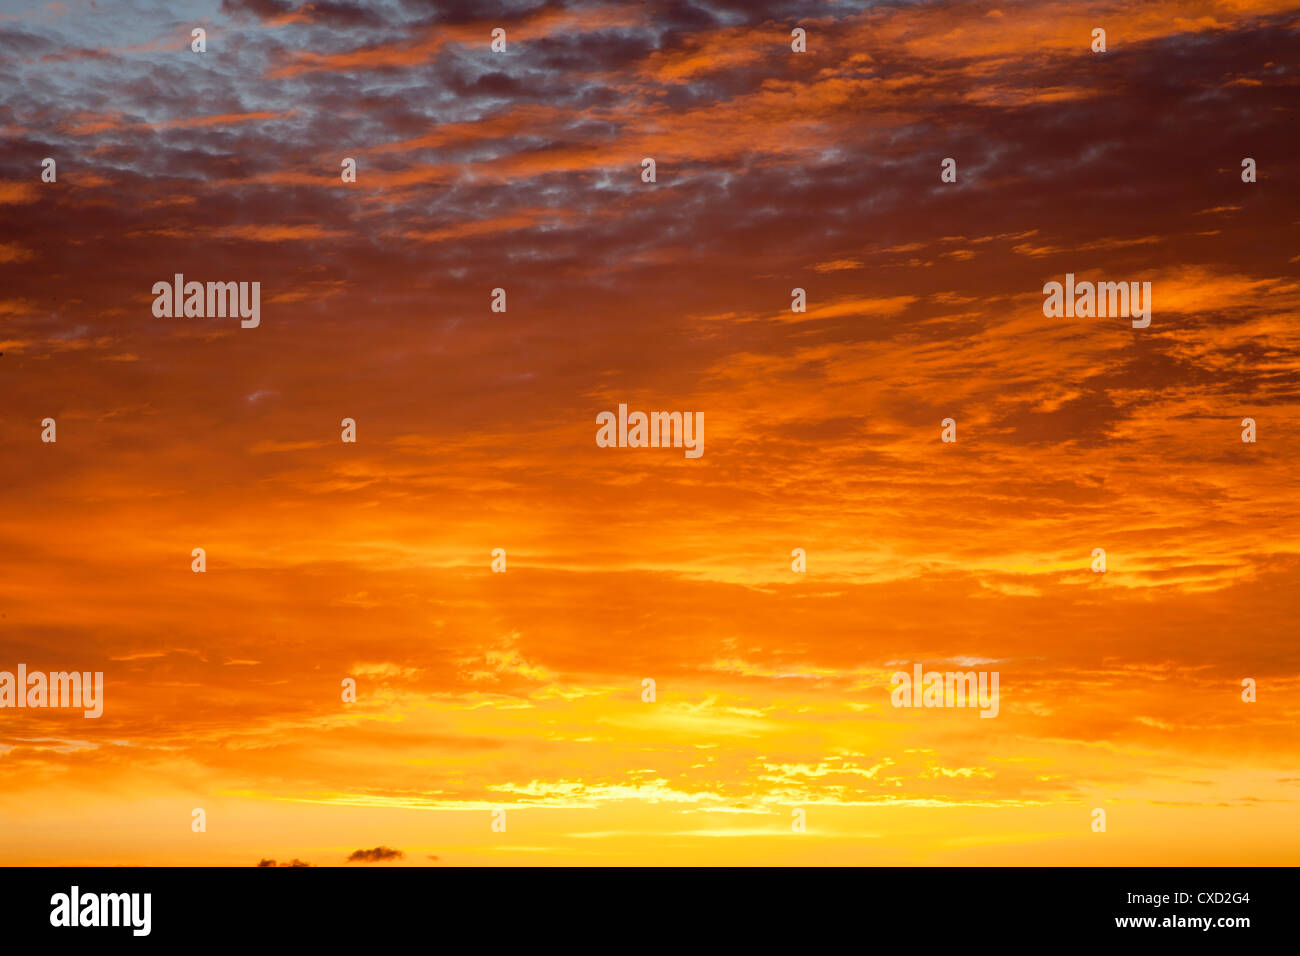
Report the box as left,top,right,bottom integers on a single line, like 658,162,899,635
346,846,404,863
1,0,1298,868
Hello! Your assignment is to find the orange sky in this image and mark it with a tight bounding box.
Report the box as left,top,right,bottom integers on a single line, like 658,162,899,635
1,0,1298,866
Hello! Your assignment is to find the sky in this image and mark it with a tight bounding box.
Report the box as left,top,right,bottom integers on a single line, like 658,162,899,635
0,0,1298,866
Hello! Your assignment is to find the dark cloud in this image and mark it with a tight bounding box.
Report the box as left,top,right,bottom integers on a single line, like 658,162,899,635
220,0,295,20
346,846,405,863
